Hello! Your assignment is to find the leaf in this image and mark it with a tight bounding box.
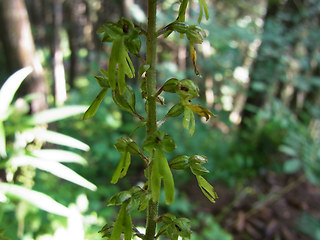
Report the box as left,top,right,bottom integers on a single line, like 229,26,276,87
111,152,131,184
112,87,135,113
183,107,195,136
110,202,132,240
190,42,200,76
0,183,70,217
151,151,162,203
137,191,151,212
159,150,175,204
0,67,33,121
198,0,209,23
196,175,218,203
186,104,216,120
26,128,89,151
29,106,88,125
31,149,87,165
83,88,108,120
152,148,175,204
283,159,301,174
0,122,6,158
10,155,97,191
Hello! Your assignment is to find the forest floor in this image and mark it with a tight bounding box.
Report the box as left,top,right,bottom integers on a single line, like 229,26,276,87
185,172,320,240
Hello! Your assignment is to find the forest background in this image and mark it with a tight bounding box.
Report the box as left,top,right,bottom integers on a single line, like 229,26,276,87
0,0,320,239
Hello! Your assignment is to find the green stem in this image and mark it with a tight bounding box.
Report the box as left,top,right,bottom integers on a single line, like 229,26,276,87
145,0,158,240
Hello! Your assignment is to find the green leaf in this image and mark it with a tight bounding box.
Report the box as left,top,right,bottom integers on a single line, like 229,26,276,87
196,175,218,203
0,67,33,121
177,0,188,22
137,191,151,212
10,155,97,191
151,151,162,202
0,183,70,217
162,134,176,153
283,158,301,174
25,128,89,151
29,106,88,125
83,88,108,120
110,202,132,240
152,149,175,204
183,107,195,136
108,191,132,206
0,122,6,158
111,152,131,184
198,0,209,23
112,87,136,113
159,150,175,204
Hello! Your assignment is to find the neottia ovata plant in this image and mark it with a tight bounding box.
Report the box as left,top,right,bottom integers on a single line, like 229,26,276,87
83,0,218,239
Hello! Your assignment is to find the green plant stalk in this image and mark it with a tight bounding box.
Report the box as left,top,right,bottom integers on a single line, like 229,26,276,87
145,0,159,239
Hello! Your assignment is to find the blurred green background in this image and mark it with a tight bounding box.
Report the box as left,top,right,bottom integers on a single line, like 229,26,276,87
0,0,320,239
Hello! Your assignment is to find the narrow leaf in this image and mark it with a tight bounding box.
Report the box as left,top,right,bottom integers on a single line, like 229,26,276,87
83,88,108,120
31,149,87,165
158,149,175,204
0,122,6,158
111,152,131,184
10,156,97,191
0,183,70,217
196,175,218,203
30,106,88,125
26,128,89,151
0,67,33,120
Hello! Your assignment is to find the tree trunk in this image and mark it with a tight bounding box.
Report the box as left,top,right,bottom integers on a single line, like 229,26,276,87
0,0,47,112
52,0,67,106
240,0,287,128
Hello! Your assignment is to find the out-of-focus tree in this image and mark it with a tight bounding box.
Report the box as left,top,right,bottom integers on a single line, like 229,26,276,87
0,0,47,112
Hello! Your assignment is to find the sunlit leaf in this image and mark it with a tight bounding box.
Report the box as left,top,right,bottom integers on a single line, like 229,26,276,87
186,104,216,120
31,149,87,165
0,122,6,158
111,152,131,184
183,107,195,136
0,67,33,121
10,155,97,191
190,42,200,76
159,151,175,205
0,183,70,217
152,148,175,204
26,128,89,151
196,175,218,203
110,202,132,240
198,0,209,23
29,106,88,125
83,88,108,120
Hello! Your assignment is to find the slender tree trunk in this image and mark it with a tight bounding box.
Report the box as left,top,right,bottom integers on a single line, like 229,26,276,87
240,0,281,126
0,0,47,112
52,0,67,106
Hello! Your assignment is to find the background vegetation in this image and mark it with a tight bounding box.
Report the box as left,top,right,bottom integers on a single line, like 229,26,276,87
0,0,319,239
